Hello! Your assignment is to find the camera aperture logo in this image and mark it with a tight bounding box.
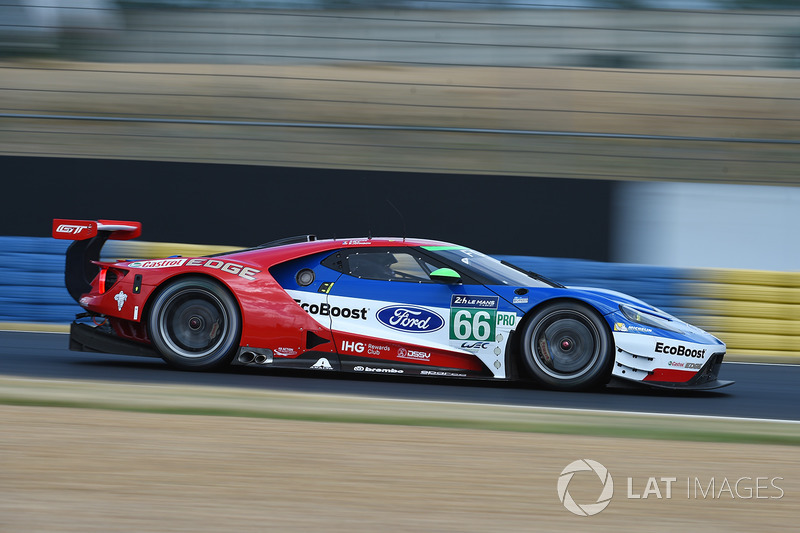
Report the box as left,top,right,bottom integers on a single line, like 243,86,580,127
557,459,614,516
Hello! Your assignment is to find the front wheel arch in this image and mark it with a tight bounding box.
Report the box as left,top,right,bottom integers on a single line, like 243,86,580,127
516,299,614,391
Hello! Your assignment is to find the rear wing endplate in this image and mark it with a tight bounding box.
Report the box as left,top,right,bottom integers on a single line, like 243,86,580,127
52,219,142,302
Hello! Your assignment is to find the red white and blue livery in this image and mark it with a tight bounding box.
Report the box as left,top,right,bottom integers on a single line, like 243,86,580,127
53,219,731,391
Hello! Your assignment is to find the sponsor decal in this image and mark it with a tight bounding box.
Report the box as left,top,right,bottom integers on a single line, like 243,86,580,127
114,290,127,311
461,341,490,351
133,305,139,320
342,341,364,353
55,223,92,235
186,258,260,281
655,342,706,358
451,295,499,309
512,296,528,304
296,300,368,320
353,365,404,374
127,258,261,281
128,258,187,269
397,347,431,361
340,341,391,356
497,312,517,327
614,322,653,334
376,305,444,333
538,338,552,364
671,360,703,370
311,358,333,370
342,239,371,246
274,347,297,357
420,370,467,377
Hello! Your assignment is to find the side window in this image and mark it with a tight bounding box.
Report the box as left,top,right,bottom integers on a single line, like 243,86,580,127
346,250,432,282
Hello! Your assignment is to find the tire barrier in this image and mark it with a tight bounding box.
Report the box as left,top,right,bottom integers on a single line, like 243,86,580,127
687,269,800,358
497,256,690,319
0,237,236,324
1,237,797,358
0,237,76,324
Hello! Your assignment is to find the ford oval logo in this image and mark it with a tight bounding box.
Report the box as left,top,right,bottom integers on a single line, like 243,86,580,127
376,305,444,333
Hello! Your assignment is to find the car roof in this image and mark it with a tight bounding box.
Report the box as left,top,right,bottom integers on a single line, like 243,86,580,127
220,236,461,263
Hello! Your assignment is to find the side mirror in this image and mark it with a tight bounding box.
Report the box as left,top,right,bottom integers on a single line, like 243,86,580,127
430,267,461,283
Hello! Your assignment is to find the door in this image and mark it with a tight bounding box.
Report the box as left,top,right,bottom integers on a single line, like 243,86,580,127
325,246,508,376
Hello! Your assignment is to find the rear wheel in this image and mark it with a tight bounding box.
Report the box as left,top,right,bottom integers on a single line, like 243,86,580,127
520,301,613,391
147,277,241,370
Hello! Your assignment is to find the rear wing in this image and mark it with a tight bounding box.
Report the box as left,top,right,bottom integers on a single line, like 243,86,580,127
53,219,142,302
52,219,141,241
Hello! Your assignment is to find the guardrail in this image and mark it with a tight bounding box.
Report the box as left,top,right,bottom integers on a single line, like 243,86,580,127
1,236,797,358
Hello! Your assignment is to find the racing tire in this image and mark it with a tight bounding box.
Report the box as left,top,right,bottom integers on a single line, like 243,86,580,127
147,277,241,370
520,301,613,391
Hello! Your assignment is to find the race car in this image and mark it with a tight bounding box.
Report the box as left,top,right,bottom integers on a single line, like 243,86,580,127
53,218,732,391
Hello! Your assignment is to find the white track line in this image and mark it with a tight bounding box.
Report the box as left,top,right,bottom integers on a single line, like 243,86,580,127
726,361,800,367
374,396,800,425
0,330,67,334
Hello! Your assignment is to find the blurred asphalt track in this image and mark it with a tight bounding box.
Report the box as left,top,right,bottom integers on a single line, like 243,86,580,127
2,330,799,422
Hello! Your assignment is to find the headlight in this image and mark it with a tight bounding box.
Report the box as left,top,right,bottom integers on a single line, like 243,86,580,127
619,303,684,334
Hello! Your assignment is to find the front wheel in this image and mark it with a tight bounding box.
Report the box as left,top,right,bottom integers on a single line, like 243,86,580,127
519,302,613,391
147,277,241,370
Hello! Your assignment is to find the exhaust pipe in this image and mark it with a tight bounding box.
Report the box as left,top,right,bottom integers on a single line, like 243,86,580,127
238,351,256,364
236,347,273,365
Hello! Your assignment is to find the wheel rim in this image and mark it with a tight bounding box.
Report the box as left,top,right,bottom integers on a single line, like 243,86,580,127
529,310,601,380
157,288,229,358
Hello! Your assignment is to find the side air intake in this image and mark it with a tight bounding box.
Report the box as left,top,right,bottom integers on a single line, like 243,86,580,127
306,331,330,349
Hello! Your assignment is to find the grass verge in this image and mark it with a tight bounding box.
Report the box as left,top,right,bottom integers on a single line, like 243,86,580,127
1,376,798,446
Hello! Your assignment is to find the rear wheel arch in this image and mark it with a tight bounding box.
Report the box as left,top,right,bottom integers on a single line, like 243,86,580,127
143,272,241,324
145,274,243,370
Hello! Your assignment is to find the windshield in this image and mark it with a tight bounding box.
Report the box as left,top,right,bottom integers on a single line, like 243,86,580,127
421,246,555,287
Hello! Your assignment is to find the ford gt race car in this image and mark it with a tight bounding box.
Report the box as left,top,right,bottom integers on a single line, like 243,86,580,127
53,218,732,391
